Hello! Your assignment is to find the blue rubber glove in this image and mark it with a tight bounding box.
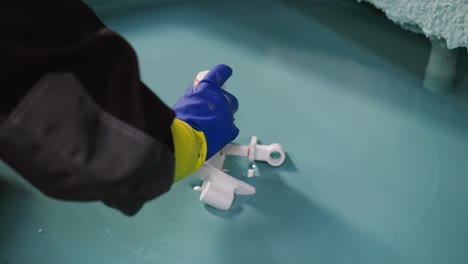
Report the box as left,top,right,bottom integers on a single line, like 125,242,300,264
173,64,239,160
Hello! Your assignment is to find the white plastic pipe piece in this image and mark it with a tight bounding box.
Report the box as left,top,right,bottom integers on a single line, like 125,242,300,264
423,39,459,93
195,181,234,210
222,144,249,156
194,162,256,210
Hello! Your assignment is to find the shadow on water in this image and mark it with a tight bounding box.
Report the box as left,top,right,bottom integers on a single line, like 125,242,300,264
203,159,399,264
196,153,396,263
201,154,299,219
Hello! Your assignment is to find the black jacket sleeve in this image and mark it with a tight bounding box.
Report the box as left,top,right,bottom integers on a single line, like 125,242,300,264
0,0,176,215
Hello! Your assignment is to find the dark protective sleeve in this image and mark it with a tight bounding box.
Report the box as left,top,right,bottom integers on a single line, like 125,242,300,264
0,0,176,215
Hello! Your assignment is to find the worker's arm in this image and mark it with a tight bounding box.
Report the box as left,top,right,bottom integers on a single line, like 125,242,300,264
0,0,238,215
0,0,176,215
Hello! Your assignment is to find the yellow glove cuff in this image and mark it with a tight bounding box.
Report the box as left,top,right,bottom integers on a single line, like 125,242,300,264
171,119,207,182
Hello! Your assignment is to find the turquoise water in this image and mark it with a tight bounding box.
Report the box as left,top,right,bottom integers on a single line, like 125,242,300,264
2,1,468,263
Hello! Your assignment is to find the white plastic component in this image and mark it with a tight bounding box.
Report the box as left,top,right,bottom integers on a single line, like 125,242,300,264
423,39,458,93
194,159,256,210
206,150,226,170
248,136,257,163
223,136,286,167
222,144,249,156
194,136,286,210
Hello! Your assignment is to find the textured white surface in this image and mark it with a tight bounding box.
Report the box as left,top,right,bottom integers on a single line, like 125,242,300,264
358,0,468,49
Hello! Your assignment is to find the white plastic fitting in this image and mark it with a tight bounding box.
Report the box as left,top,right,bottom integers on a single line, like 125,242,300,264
194,162,256,210
194,136,286,210
223,136,286,167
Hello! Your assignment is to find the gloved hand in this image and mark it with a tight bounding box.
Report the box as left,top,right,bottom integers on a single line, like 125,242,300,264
173,64,239,160
170,64,239,181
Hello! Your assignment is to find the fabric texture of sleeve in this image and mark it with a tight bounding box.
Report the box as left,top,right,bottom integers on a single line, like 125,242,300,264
0,0,176,215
